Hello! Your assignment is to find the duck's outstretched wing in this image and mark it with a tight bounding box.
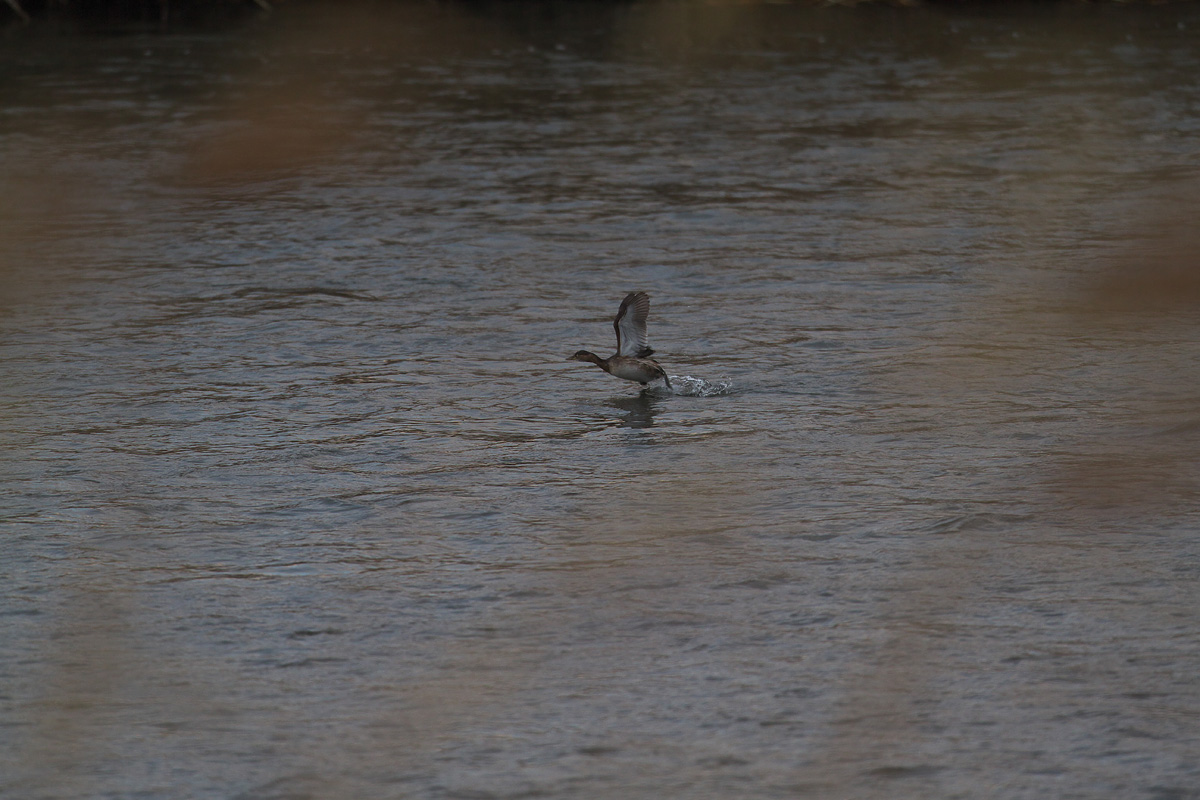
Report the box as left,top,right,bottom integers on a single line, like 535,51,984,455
613,291,653,357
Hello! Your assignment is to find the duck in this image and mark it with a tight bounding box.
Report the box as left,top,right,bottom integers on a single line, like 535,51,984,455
569,292,672,389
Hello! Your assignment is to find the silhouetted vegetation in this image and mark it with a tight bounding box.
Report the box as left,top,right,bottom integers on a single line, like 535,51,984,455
2,0,270,26
4,0,1200,30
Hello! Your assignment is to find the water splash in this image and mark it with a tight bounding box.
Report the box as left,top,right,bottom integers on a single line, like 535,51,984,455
665,376,734,397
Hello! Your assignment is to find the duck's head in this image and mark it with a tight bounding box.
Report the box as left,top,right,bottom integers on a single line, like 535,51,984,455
569,350,600,363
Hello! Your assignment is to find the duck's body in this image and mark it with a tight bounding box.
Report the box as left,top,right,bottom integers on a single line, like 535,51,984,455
570,351,670,386
569,292,672,389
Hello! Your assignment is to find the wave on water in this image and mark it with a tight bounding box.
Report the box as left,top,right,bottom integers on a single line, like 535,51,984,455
665,376,734,397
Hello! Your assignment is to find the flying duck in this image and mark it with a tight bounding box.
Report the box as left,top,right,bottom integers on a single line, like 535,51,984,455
569,292,672,389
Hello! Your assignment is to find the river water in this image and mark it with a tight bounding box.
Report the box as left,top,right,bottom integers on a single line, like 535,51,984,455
2,3,1199,798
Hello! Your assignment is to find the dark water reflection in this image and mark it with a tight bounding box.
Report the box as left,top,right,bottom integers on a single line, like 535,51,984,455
3,3,1200,799
609,393,660,429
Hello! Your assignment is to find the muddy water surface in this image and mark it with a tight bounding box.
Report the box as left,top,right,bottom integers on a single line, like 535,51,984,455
2,3,1200,798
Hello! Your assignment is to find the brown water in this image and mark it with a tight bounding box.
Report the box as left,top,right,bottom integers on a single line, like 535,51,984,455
2,3,1200,798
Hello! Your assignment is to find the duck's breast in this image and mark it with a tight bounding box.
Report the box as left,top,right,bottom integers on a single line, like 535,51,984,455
608,358,658,383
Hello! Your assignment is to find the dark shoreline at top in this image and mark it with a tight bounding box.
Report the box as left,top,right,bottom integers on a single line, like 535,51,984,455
3,0,1199,30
